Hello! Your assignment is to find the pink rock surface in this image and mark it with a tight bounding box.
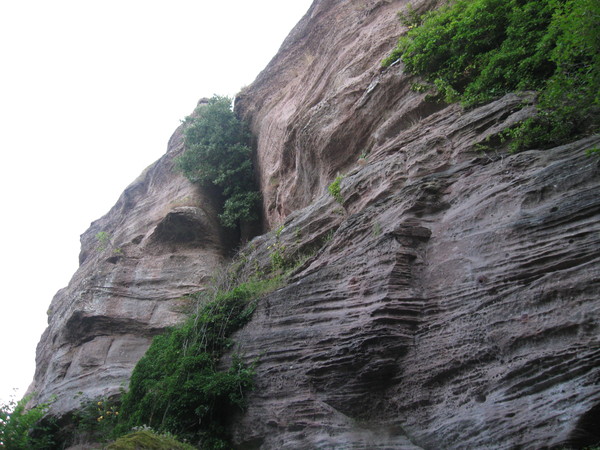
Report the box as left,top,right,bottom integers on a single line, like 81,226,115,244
228,129,600,447
229,0,600,447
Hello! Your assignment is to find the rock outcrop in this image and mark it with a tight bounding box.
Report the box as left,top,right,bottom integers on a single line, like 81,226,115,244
236,0,442,228
230,0,600,447
30,0,599,448
227,105,600,447
29,122,231,416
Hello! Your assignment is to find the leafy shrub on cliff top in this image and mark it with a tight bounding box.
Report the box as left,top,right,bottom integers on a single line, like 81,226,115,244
177,95,261,228
383,0,600,151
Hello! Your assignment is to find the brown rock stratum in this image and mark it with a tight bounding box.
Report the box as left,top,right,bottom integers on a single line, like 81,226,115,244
30,0,599,448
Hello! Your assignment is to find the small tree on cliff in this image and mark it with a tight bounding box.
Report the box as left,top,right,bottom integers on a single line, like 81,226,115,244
177,95,260,229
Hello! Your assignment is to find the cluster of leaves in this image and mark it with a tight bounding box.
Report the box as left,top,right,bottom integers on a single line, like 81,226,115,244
95,231,111,252
396,3,426,29
114,277,280,446
0,395,57,449
177,95,261,228
383,0,600,151
95,231,122,255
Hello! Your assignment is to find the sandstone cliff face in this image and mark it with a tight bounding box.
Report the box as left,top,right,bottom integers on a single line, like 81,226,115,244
230,0,600,447
30,0,600,448
29,123,230,416
227,112,600,448
236,0,441,228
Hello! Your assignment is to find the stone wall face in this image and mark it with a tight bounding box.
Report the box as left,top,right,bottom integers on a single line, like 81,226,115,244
227,114,600,447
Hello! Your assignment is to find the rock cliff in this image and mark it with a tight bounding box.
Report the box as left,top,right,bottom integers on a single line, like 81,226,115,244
30,0,599,448
29,122,232,416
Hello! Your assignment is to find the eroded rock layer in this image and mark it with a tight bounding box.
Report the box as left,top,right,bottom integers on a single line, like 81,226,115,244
30,0,600,448
29,124,230,416
229,0,600,447
228,124,600,448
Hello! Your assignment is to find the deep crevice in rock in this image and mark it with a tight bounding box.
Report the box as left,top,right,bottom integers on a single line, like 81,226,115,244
566,403,600,448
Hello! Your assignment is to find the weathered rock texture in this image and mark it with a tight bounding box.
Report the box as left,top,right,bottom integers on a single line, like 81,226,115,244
29,122,231,416
31,0,600,448
236,0,442,228
228,117,600,448
229,0,600,447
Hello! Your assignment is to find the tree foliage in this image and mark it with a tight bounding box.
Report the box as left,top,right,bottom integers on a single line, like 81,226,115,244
177,95,261,228
0,395,56,449
383,0,600,151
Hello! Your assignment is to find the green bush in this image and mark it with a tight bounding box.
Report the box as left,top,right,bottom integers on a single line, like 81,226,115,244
0,395,56,449
105,429,195,450
586,147,600,157
220,191,262,229
383,0,600,151
96,231,111,252
177,95,261,228
115,278,280,446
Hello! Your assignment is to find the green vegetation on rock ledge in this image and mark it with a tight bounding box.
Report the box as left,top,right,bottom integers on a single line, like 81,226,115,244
177,95,261,229
114,274,282,447
328,174,345,204
106,428,196,450
383,0,600,151
13,220,325,448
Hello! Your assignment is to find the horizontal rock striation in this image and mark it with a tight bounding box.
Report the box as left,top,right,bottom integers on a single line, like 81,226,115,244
228,110,600,448
29,123,230,416
29,0,599,448
230,0,600,447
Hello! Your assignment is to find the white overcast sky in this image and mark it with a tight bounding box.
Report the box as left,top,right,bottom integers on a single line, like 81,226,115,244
0,0,313,404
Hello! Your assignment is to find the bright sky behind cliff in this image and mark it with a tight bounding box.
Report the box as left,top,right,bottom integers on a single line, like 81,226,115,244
0,0,313,404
